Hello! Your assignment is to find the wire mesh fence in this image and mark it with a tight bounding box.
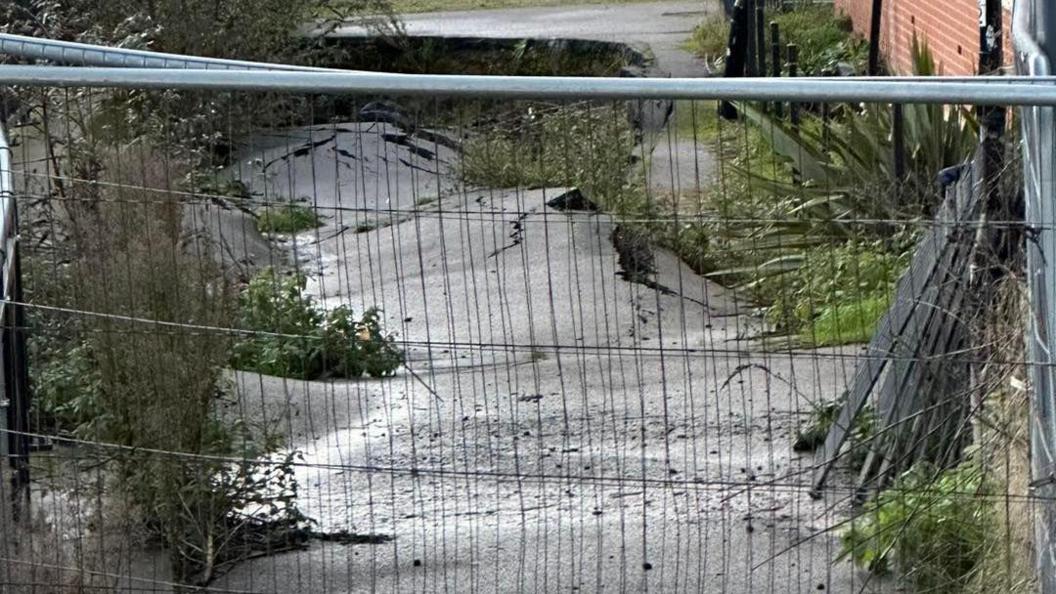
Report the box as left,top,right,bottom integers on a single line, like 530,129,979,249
0,71,1042,593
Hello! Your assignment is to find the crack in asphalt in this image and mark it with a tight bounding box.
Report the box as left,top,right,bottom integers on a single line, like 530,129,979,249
264,134,338,170
610,225,710,311
382,132,437,160
487,208,535,258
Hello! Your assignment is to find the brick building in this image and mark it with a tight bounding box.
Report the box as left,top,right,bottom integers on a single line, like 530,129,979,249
833,0,1014,75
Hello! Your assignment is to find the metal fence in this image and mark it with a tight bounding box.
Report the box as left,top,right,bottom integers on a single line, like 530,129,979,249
1015,1,1056,591
0,46,1049,593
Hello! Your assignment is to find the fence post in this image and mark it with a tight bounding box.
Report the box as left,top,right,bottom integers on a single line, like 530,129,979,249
4,250,29,520
720,0,750,120
770,21,782,117
892,103,906,180
0,125,27,519
744,0,757,76
756,5,766,79
787,44,799,127
868,0,884,76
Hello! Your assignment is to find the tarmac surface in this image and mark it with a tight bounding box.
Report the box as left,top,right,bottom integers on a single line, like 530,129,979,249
336,1,712,78
208,113,884,591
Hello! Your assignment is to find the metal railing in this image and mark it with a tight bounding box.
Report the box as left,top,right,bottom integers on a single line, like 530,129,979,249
1015,0,1056,591
0,32,360,73
0,64,1055,102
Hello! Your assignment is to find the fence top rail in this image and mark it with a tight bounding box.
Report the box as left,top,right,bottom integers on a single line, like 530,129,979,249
2,66,1056,104
0,33,365,73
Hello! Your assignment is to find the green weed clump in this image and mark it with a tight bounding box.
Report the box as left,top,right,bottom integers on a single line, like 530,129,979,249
257,203,321,234
841,463,990,591
32,342,105,439
685,12,731,63
231,269,404,380
757,242,906,344
793,397,875,466
462,104,646,216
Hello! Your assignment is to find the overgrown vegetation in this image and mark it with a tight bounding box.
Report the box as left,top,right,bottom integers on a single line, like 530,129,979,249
672,39,974,345
2,0,400,175
841,462,991,590
231,269,405,380
20,156,311,585
837,276,1034,593
317,37,632,76
2,0,392,62
3,0,410,588
687,4,868,74
257,203,321,234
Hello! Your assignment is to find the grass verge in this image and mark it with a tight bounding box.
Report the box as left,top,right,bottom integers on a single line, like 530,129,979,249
687,4,867,74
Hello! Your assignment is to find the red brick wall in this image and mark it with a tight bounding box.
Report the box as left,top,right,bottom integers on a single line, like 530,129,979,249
834,0,1012,75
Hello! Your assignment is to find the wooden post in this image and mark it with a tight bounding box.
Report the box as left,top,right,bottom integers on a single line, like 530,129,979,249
978,0,1010,262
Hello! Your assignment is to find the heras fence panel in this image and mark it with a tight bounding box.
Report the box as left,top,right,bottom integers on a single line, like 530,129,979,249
0,69,1042,593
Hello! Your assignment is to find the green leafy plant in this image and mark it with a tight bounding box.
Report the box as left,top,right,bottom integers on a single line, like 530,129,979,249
231,269,404,380
32,343,107,439
841,463,989,591
739,38,976,223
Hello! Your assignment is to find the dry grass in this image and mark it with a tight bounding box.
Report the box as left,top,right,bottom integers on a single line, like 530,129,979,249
964,280,1037,594
1,483,155,593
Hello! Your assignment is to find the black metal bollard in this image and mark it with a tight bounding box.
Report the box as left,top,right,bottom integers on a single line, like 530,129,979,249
756,6,766,79
719,0,750,120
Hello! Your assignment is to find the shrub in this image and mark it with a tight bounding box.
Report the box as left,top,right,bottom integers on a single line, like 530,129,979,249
50,153,310,586
232,269,404,380
257,203,321,234
1,1,395,63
